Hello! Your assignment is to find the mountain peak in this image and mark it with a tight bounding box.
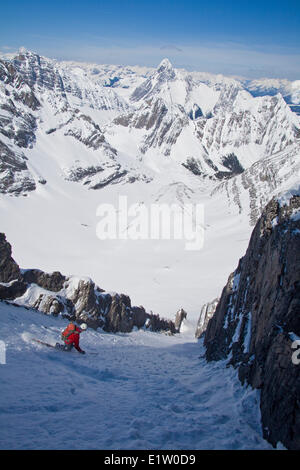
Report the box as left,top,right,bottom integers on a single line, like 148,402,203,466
19,46,29,54
16,47,41,63
155,58,176,82
157,58,173,71
17,47,37,57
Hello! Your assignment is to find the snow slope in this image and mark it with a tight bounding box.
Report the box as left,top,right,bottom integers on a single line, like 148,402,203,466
0,301,274,450
0,155,253,322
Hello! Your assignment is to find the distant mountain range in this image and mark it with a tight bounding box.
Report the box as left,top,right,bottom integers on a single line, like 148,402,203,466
0,48,299,201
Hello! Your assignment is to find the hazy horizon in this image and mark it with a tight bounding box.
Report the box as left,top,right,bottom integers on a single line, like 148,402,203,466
1,0,300,80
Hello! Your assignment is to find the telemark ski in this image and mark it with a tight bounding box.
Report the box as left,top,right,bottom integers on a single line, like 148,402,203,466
31,338,97,354
32,338,57,348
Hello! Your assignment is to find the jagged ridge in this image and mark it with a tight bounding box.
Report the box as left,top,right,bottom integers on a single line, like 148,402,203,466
0,49,299,198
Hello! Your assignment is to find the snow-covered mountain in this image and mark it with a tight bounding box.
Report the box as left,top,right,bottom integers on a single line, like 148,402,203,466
0,48,299,319
244,77,300,114
1,48,299,196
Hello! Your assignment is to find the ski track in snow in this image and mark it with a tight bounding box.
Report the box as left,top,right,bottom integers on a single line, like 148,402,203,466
0,303,273,450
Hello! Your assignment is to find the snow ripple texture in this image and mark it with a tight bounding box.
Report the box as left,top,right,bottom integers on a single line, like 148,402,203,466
0,303,273,450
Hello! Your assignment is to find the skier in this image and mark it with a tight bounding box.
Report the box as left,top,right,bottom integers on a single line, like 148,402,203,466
56,321,87,354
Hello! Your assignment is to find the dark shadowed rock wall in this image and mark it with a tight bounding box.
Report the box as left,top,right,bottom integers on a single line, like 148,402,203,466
204,193,300,450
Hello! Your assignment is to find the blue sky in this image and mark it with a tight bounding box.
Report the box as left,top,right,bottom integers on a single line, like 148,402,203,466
1,0,300,79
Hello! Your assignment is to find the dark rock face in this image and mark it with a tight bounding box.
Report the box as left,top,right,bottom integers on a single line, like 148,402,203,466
0,59,40,111
0,280,27,301
65,165,104,182
0,141,36,194
204,194,300,450
0,233,177,335
89,168,128,190
146,313,177,335
131,305,148,329
105,293,133,333
63,113,116,153
0,233,27,300
215,153,244,180
188,104,203,120
182,157,203,176
67,278,108,328
22,269,66,292
258,332,300,449
0,59,39,195
221,153,244,175
0,60,38,150
0,233,21,283
11,50,65,95
174,308,187,332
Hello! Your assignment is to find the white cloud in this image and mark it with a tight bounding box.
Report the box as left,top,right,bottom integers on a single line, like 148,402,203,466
160,45,183,53
52,41,300,79
3,38,300,80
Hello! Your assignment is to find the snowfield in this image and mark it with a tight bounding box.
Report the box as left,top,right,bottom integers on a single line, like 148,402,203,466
0,302,274,450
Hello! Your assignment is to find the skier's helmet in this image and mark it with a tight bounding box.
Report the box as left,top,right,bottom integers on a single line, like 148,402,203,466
80,323,88,331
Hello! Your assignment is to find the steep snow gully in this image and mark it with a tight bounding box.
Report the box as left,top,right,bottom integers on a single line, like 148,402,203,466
0,302,273,450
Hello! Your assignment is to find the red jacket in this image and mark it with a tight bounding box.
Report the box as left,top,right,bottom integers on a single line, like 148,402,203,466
62,324,83,352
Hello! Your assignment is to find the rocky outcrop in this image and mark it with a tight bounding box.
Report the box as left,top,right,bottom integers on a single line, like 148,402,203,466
0,280,27,301
0,59,39,150
0,141,36,194
0,233,27,300
104,293,135,333
203,189,300,450
174,308,187,332
146,312,177,335
0,233,177,335
22,269,66,292
0,58,39,195
0,59,40,111
0,233,21,283
211,144,300,225
63,112,117,153
32,294,65,316
182,157,203,176
195,299,218,338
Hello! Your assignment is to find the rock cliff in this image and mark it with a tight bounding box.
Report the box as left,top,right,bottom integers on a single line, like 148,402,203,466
204,187,300,450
